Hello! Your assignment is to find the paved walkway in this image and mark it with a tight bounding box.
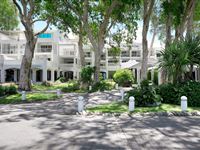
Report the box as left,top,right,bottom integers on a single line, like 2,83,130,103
0,91,199,149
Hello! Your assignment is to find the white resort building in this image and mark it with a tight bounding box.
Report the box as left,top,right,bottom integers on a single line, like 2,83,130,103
0,31,159,84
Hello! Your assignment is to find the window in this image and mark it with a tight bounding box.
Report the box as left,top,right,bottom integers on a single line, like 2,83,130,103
132,51,140,57
40,45,52,52
121,51,129,57
38,33,52,38
63,58,74,64
85,52,91,57
2,44,17,54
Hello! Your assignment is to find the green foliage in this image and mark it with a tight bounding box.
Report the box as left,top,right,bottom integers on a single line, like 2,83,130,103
61,80,79,93
0,85,17,96
113,69,134,87
56,77,67,83
80,66,94,84
153,69,158,85
108,46,121,57
0,0,19,30
158,81,200,107
125,80,161,107
91,80,114,92
159,41,189,83
0,93,58,104
87,102,200,113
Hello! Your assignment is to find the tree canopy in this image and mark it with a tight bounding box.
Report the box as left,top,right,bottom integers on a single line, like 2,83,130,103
0,0,19,30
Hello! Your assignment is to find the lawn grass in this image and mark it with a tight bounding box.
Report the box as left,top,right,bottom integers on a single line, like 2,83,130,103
87,102,200,113
0,93,59,104
32,83,69,91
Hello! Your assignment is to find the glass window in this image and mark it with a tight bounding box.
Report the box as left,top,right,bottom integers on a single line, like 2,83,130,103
132,51,140,57
40,45,52,52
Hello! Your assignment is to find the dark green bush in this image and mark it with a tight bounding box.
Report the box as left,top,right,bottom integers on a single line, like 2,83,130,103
113,69,134,87
125,80,161,106
0,85,17,96
6,85,17,95
158,81,200,107
91,80,114,92
80,66,94,84
0,85,5,96
61,80,79,92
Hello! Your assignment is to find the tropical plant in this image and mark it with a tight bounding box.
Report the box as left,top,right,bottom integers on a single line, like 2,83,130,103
184,35,200,80
159,41,189,83
80,66,94,84
113,69,134,87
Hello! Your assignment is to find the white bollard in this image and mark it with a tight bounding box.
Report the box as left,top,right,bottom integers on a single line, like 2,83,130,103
181,96,187,112
120,88,124,101
78,96,84,113
89,85,92,91
22,91,26,101
57,89,61,97
129,96,135,111
115,84,118,90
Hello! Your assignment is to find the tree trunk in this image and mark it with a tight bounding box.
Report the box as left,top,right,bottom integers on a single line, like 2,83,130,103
19,32,36,91
78,23,85,67
94,48,101,82
149,29,157,56
141,0,155,81
186,0,195,38
161,2,172,84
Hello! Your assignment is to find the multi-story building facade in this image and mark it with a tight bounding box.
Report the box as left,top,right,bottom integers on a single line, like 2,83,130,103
0,31,158,84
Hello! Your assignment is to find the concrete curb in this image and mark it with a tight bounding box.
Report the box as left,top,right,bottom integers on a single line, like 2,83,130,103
77,111,200,117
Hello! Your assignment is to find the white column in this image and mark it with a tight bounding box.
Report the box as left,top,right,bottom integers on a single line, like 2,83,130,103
51,70,54,82
158,70,162,85
1,69,5,83
151,69,154,82
14,69,17,82
137,68,140,84
43,68,47,81
32,69,36,83
17,43,20,59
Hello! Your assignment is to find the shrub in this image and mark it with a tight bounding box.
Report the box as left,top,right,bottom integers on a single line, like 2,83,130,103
80,66,94,84
91,80,114,92
158,81,200,107
113,69,134,87
125,80,161,106
61,80,79,92
0,85,17,96
6,85,17,95
0,85,5,96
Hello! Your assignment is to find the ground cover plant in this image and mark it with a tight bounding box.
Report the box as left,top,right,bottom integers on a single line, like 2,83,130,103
0,93,58,104
87,102,200,113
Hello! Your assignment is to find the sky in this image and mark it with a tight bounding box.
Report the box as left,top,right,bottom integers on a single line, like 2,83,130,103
19,20,163,48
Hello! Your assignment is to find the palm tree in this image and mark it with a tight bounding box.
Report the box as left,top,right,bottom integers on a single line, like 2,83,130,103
184,35,200,80
159,41,189,84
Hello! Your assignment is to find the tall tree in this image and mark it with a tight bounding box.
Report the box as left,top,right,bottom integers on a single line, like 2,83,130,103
82,0,140,82
141,0,155,80
13,0,51,91
0,0,18,30
45,0,86,67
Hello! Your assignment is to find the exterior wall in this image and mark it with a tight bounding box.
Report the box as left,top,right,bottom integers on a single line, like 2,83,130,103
0,31,159,83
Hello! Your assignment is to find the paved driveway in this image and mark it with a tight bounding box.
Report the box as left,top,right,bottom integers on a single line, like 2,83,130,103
0,91,199,150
